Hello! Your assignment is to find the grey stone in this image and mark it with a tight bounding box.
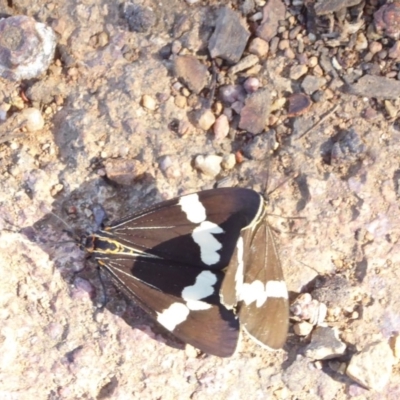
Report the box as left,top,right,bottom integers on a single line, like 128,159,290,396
209,6,250,64
174,55,209,94
314,0,362,16
348,74,400,99
239,88,271,134
256,0,286,42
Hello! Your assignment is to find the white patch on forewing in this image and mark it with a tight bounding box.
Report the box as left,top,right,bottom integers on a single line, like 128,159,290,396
157,303,190,331
179,193,206,224
186,300,212,311
182,270,217,301
192,221,224,265
235,236,244,297
240,280,288,307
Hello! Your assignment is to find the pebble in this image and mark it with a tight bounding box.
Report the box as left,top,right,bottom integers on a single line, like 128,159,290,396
304,327,347,360
384,100,397,118
346,341,395,390
293,321,314,336
0,16,57,81
193,108,216,130
213,114,229,141
248,37,269,58
369,41,383,54
239,88,271,134
314,0,361,15
243,77,260,93
287,93,311,117
194,154,222,176
21,107,45,131
174,55,209,94
174,95,187,108
105,159,146,185
388,41,400,60
374,2,400,40
301,75,327,94
209,6,250,64
221,153,236,170
219,85,246,104
355,32,368,51
348,75,400,99
289,64,308,80
229,54,259,75
257,0,286,42
142,95,157,110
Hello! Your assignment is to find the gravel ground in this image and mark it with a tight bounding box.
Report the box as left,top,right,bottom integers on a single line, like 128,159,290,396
1,0,400,399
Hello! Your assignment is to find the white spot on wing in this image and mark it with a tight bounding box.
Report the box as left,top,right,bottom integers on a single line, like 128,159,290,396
192,221,224,265
241,280,288,307
235,237,244,296
157,303,189,331
182,271,217,310
179,193,206,224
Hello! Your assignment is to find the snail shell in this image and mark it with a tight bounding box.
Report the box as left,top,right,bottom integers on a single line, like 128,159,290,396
0,15,56,81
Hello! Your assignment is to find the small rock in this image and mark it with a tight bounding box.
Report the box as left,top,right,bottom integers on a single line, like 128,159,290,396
105,159,146,185
194,154,222,176
209,6,250,64
293,321,314,336
355,32,368,51
21,107,45,131
213,114,229,141
219,85,246,104
301,75,327,94
248,37,269,58
374,2,400,40
346,341,395,390
289,64,308,80
174,55,209,94
221,153,236,170
242,132,271,160
304,327,346,360
192,109,216,131
142,95,157,110
369,41,383,54
0,16,57,81
257,0,286,42
348,75,400,100
384,100,397,118
287,93,312,117
174,95,187,108
239,88,271,134
50,183,64,197
291,293,327,326
314,0,362,16
243,77,260,93
388,41,400,60
229,54,259,75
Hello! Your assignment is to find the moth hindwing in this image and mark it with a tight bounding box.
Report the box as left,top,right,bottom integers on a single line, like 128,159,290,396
83,187,288,356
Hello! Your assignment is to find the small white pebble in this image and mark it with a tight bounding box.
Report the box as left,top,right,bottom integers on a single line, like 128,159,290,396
142,94,157,110
21,108,44,132
194,154,222,176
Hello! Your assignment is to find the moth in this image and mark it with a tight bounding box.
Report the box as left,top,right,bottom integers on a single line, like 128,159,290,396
83,187,289,357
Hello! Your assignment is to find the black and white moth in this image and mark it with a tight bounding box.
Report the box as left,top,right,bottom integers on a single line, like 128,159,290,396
83,187,289,357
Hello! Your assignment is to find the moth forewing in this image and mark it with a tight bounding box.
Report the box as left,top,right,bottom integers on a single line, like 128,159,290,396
239,219,289,350
220,197,289,350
